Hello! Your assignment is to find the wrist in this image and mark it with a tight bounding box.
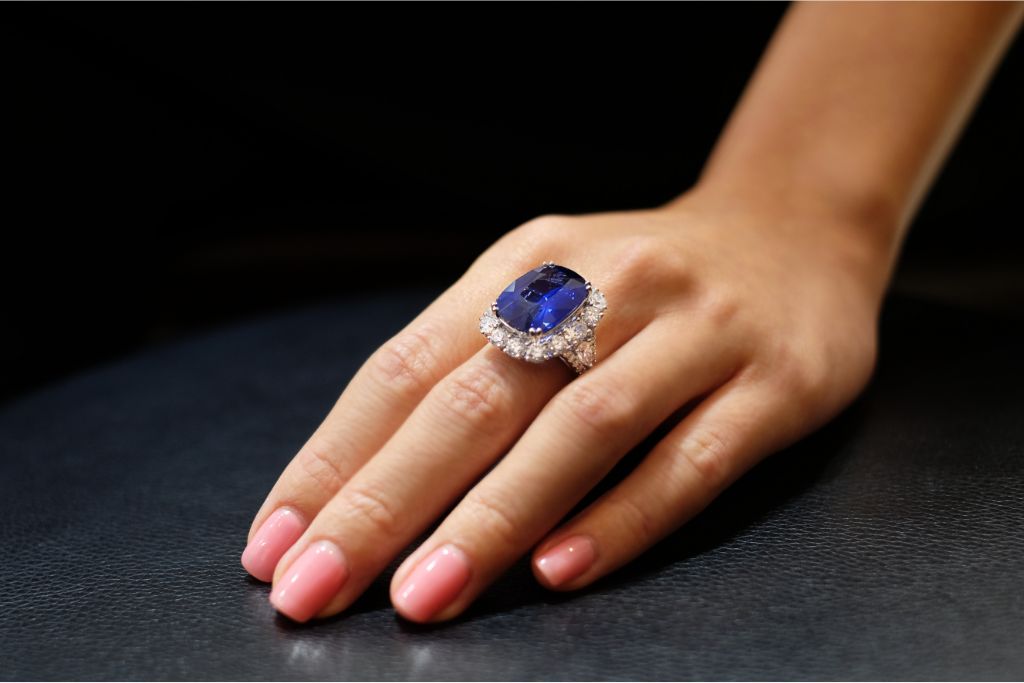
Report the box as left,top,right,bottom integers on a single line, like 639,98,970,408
654,180,902,306
666,173,903,252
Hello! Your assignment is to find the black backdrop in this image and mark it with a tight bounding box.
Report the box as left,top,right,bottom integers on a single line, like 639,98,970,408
4,4,1022,404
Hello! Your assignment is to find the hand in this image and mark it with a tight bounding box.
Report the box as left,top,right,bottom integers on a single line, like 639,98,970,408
241,189,885,624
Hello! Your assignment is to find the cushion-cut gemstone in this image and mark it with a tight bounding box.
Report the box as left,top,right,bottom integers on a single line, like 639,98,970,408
494,263,589,333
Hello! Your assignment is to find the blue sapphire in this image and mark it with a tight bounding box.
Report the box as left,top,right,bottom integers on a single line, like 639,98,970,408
494,263,589,333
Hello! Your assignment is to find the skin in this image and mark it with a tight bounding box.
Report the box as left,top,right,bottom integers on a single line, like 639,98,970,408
245,2,1024,623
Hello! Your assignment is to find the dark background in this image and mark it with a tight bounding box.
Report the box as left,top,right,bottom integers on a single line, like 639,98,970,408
3,4,1022,405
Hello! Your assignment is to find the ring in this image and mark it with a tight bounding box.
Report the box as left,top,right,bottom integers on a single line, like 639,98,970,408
478,262,607,374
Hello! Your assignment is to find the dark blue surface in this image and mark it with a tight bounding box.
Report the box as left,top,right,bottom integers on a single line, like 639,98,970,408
1,289,1023,680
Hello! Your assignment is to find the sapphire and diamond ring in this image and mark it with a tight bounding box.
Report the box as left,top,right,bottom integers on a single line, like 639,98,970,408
478,262,607,374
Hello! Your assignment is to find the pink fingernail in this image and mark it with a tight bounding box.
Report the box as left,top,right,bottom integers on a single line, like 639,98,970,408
241,507,307,582
535,535,596,587
270,540,349,622
395,544,471,622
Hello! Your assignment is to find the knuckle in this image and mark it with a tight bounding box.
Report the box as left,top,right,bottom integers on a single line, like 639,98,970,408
295,438,348,497
676,426,734,490
435,361,510,429
795,357,830,401
696,285,742,329
342,480,405,537
607,236,694,301
775,343,831,404
517,213,571,238
562,379,634,439
613,235,668,281
770,331,878,419
605,491,659,540
511,213,572,251
461,490,525,547
369,324,444,397
475,213,576,279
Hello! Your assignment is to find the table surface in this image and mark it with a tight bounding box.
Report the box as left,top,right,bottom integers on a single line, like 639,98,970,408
2,289,1022,680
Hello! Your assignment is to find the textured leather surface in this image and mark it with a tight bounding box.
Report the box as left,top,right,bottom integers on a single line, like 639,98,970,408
1,289,1022,680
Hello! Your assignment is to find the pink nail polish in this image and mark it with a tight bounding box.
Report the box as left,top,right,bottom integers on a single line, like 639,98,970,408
395,544,471,622
241,507,307,582
270,540,349,622
536,535,596,587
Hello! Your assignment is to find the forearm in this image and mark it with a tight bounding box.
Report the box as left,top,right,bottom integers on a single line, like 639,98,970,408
667,1,1023,279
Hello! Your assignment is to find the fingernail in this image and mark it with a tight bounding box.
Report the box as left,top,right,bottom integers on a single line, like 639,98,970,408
535,535,596,587
241,507,307,582
395,543,471,622
270,540,349,622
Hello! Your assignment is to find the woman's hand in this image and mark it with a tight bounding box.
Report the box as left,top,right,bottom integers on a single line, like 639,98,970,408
241,189,886,624
240,0,1024,625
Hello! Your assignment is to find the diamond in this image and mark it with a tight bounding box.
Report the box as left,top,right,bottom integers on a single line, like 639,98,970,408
589,290,607,312
547,335,568,354
563,319,590,343
525,344,546,362
504,337,526,358
479,314,499,335
489,328,508,347
581,307,601,327
577,340,596,366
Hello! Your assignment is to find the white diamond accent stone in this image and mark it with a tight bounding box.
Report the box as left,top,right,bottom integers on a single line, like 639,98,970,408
525,345,546,362
548,336,568,354
479,314,499,335
505,338,525,358
577,340,596,366
589,290,607,312
581,307,601,327
566,319,589,342
489,328,508,347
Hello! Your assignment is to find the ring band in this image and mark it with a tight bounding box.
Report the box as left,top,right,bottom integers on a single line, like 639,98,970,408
478,262,606,374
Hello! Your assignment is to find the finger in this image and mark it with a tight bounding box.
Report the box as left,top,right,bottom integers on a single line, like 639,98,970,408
388,314,743,623
530,376,802,592
242,269,492,581
265,292,646,622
